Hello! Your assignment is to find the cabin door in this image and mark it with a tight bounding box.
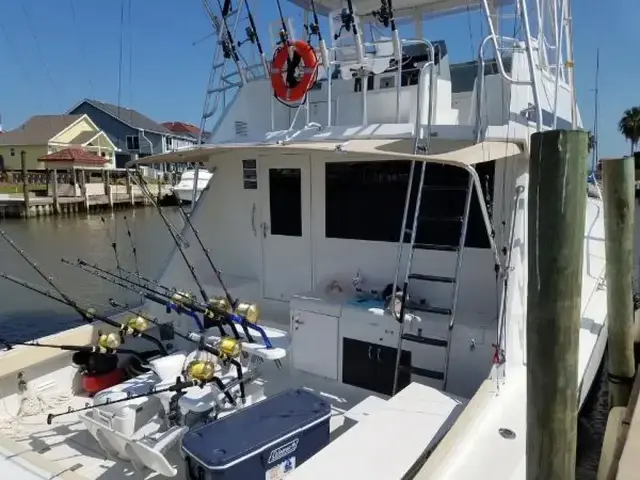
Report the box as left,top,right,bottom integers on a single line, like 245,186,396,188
259,154,312,301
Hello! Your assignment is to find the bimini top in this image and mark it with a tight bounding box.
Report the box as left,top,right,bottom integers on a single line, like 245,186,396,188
127,138,524,169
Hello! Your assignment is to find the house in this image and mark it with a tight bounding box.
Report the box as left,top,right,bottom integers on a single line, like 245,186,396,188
161,121,201,141
67,99,197,168
0,114,118,170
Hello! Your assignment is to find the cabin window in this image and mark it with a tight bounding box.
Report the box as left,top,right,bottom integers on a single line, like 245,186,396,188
126,135,140,151
269,168,302,236
325,160,495,248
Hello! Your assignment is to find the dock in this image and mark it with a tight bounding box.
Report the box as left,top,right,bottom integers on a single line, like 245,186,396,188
0,167,176,218
598,366,640,479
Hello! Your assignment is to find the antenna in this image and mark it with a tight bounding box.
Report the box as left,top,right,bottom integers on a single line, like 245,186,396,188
591,48,600,173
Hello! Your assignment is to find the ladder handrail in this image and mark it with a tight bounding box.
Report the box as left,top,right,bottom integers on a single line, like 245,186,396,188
389,59,436,326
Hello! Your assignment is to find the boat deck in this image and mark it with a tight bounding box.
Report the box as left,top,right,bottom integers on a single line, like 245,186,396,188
0,361,385,480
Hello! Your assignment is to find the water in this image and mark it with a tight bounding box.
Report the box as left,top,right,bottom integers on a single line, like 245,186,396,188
0,208,184,342
0,208,608,477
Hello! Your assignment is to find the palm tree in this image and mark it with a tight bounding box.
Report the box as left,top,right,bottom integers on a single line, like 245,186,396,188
619,106,640,155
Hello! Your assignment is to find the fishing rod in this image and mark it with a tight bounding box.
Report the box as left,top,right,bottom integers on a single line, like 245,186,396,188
175,202,234,307
241,0,268,75
214,0,240,62
68,258,272,349
100,216,122,271
123,215,141,283
0,338,155,366
275,0,289,45
0,271,169,356
0,230,168,354
131,170,210,305
46,368,258,424
62,257,209,334
111,299,283,371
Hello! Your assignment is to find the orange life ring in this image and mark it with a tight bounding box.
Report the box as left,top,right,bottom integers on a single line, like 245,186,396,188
270,40,318,103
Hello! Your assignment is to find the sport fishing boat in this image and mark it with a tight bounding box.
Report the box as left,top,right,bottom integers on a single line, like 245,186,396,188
0,0,606,479
171,167,214,204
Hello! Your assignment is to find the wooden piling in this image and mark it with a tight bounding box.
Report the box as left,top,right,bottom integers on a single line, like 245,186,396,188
51,169,60,215
20,151,30,213
527,129,589,480
602,156,637,408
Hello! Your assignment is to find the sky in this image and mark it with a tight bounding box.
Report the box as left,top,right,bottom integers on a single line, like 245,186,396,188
0,0,637,158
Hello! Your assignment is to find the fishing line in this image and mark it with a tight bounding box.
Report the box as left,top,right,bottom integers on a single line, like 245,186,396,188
100,216,122,272
123,215,141,283
130,170,209,303
175,203,234,307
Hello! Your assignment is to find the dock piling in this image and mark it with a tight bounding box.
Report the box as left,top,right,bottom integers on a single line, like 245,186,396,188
21,151,30,214
602,156,637,408
527,129,589,480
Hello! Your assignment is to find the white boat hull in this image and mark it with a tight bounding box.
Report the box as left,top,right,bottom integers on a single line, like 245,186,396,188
171,187,204,204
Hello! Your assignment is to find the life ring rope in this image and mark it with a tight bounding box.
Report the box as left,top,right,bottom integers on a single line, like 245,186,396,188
270,40,318,103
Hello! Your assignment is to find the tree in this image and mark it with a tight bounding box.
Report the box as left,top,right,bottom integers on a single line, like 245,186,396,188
618,106,640,155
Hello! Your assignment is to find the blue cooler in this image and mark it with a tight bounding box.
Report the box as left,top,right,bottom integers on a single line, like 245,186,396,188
181,388,331,479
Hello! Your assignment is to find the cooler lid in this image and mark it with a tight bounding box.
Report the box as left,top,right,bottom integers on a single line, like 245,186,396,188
181,388,330,469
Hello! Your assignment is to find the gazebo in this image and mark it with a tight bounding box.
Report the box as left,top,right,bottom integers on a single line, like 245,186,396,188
39,147,110,198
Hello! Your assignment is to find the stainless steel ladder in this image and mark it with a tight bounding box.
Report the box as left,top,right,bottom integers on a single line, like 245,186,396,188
390,164,475,395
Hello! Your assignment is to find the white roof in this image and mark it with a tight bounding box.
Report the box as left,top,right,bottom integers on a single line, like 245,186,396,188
127,139,523,169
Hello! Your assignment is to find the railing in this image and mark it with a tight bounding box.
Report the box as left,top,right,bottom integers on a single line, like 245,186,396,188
473,35,530,143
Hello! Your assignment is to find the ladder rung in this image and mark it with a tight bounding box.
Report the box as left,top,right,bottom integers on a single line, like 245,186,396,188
408,273,456,284
420,216,464,223
422,185,468,192
400,365,445,381
413,243,459,252
401,333,448,347
408,303,452,316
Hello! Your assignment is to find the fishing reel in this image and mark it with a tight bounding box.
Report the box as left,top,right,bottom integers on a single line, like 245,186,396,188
217,336,242,361
208,296,260,324
184,348,218,382
238,26,257,47
372,1,391,28
120,314,149,338
97,331,121,352
334,8,354,41
303,22,320,43
83,307,97,322
169,291,197,314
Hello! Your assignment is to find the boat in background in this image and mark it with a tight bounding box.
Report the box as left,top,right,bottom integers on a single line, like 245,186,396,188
170,167,213,203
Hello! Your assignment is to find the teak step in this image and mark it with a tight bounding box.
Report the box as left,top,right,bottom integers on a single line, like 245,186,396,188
413,243,459,252
399,365,445,381
401,333,448,348
408,273,456,284
408,303,452,316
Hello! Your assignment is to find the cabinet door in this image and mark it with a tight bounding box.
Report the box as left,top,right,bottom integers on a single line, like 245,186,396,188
342,338,376,391
292,311,339,380
373,345,412,396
